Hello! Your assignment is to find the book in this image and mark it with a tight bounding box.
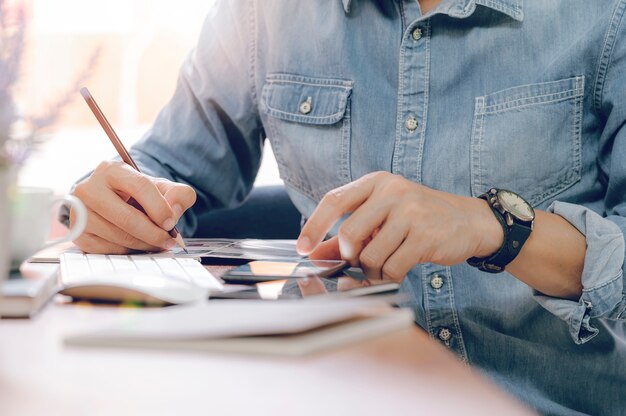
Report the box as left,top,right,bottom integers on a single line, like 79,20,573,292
64,298,415,356
0,263,59,318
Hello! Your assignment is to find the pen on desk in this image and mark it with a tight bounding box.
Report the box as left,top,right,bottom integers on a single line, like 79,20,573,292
79,87,189,254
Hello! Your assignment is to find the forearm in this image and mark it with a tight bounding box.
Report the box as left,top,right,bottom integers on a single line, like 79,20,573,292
128,0,263,231
506,210,585,300
453,193,586,300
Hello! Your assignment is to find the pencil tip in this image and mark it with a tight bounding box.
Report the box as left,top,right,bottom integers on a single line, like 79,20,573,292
175,233,188,253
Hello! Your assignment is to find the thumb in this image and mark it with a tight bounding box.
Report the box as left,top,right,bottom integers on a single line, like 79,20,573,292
309,236,342,260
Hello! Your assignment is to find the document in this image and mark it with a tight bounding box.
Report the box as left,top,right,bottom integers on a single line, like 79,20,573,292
162,238,302,261
30,239,302,263
64,298,414,356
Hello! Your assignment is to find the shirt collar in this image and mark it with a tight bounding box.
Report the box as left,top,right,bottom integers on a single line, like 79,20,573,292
470,0,524,21
341,0,524,22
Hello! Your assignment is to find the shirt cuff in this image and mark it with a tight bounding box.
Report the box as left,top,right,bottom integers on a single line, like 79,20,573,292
532,201,625,344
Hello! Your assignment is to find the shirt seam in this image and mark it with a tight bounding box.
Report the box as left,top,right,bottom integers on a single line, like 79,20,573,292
593,0,626,113
392,16,408,174
415,20,431,183
480,91,584,115
248,0,259,110
567,301,594,342
265,76,353,88
264,108,347,123
581,270,623,295
444,267,469,363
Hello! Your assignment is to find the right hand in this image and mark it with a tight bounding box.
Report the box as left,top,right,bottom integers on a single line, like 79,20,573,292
70,160,196,254
296,236,372,296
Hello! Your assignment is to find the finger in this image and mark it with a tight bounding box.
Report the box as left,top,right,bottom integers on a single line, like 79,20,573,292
85,209,166,252
73,233,130,255
297,174,379,255
104,162,178,230
155,180,197,220
337,199,390,265
309,236,341,260
337,277,367,291
381,238,420,283
77,185,174,249
358,218,409,281
297,276,328,297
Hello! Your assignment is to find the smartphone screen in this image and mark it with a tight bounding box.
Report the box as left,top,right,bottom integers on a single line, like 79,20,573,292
222,260,349,284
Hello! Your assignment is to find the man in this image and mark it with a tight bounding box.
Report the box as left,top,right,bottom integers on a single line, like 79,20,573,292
65,1,626,414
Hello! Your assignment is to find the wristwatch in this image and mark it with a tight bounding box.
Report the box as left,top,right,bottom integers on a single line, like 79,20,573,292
467,188,535,273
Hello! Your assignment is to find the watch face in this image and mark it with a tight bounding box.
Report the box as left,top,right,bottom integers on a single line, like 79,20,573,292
497,190,535,222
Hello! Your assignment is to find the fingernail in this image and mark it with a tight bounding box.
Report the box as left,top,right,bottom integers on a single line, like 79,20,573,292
296,236,312,254
163,218,175,231
172,204,183,218
338,236,354,259
299,277,310,287
163,238,177,249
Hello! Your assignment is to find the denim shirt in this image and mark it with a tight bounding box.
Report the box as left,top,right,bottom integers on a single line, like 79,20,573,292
128,0,626,413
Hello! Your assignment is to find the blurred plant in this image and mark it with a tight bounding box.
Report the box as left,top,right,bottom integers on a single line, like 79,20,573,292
0,0,100,167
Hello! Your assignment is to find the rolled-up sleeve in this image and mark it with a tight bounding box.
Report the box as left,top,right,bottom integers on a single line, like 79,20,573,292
130,0,265,234
534,13,626,344
61,1,263,236
533,202,625,344
123,0,263,235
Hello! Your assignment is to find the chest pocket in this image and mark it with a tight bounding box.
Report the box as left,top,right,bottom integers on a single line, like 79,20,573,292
470,76,584,207
261,73,353,201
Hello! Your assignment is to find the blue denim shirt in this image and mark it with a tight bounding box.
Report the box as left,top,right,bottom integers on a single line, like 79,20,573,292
129,0,626,413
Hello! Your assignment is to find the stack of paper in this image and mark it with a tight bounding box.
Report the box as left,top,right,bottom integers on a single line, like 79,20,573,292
64,298,414,356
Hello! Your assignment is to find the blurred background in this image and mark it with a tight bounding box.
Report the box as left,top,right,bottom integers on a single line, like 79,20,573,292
16,0,280,194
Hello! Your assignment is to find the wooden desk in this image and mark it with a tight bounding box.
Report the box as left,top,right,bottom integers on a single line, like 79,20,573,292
0,262,534,415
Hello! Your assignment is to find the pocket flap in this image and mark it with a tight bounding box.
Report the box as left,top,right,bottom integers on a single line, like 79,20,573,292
261,74,353,125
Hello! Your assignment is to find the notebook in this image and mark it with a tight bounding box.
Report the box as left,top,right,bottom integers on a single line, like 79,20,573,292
0,263,59,318
64,298,415,356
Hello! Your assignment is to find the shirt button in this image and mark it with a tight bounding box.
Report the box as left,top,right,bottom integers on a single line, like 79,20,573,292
412,27,422,41
430,274,444,290
405,116,418,132
438,327,452,342
299,97,312,114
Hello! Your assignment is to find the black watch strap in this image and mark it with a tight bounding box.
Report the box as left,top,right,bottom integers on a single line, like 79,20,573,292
467,193,532,273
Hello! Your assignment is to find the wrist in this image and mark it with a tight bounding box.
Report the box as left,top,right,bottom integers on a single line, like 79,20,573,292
471,197,504,258
428,188,504,259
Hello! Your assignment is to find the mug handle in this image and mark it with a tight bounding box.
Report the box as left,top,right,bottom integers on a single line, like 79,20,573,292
41,195,88,249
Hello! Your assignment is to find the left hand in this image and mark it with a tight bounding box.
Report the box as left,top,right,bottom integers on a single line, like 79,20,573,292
296,172,503,282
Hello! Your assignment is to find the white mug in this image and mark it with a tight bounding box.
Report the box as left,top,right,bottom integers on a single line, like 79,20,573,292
10,187,87,269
